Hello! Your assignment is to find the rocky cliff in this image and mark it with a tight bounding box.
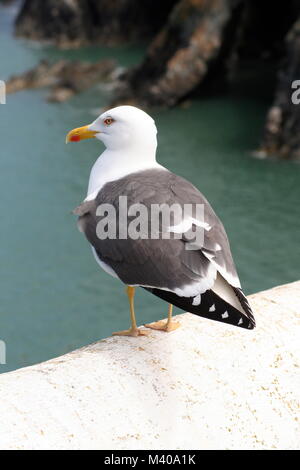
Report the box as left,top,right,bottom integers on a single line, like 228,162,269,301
13,0,300,159
15,0,177,47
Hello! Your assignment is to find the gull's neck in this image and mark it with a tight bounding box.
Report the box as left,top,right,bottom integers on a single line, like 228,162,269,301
86,148,164,201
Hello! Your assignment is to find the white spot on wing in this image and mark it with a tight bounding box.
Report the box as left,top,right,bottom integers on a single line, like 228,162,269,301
222,311,229,319
192,294,201,306
168,217,211,234
209,304,216,312
212,273,243,310
238,318,243,325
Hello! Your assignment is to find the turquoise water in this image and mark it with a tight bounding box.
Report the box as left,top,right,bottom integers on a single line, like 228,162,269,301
0,4,299,373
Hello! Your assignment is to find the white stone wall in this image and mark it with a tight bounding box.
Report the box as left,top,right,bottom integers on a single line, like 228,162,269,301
0,281,299,450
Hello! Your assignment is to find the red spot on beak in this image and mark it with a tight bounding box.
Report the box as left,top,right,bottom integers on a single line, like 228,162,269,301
71,135,81,142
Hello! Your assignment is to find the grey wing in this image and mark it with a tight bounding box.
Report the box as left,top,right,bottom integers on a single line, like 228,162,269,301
74,170,241,296
73,199,96,233
169,175,241,288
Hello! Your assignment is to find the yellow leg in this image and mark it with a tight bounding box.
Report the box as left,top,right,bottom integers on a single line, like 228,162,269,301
112,286,149,337
145,304,180,332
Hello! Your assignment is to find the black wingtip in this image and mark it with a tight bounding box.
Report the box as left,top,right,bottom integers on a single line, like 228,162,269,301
143,286,256,331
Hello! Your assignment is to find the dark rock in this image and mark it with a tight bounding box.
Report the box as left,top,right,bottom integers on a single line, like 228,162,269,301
15,0,177,47
114,0,244,108
260,18,300,159
6,58,116,102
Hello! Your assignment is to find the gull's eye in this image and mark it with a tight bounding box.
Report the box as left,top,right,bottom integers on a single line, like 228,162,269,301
104,117,114,126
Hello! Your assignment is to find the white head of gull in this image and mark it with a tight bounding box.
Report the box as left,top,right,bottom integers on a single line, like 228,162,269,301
67,106,163,200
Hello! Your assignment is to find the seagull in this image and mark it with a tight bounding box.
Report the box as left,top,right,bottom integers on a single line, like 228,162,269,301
66,105,255,337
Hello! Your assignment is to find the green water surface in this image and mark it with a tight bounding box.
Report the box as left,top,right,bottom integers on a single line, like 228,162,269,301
0,4,299,373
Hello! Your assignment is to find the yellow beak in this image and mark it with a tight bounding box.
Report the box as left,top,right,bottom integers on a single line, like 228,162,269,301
65,125,98,143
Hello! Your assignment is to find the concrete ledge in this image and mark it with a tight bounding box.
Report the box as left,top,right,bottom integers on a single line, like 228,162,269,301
0,281,299,450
